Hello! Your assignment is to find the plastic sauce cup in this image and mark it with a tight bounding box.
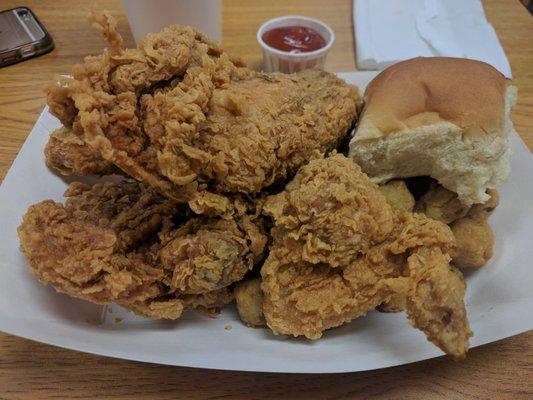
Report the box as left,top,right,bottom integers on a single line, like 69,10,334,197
257,16,335,73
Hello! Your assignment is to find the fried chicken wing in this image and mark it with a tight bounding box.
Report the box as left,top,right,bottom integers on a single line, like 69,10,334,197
18,180,266,319
44,12,359,208
234,277,266,327
45,127,118,176
261,154,471,357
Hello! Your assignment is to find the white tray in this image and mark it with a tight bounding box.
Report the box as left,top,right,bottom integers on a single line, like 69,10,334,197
0,71,531,373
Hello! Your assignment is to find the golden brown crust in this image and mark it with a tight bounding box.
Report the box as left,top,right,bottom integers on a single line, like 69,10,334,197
261,154,471,356
379,180,415,213
44,11,359,209
410,183,498,269
17,180,264,319
450,204,495,269
234,278,266,327
45,127,119,176
359,57,509,140
405,247,471,358
414,183,470,224
160,217,266,294
376,293,406,313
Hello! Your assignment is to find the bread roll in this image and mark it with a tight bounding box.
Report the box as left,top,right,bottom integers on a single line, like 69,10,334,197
349,57,516,206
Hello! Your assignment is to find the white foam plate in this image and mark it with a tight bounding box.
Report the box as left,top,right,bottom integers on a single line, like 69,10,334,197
0,72,532,373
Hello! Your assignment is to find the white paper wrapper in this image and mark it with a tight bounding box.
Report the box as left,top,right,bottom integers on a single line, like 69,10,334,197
0,72,531,373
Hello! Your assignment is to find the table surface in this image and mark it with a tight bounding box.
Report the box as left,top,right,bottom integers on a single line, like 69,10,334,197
0,0,532,399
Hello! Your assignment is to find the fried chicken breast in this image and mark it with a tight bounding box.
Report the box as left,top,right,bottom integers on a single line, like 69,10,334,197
44,12,359,209
261,154,471,358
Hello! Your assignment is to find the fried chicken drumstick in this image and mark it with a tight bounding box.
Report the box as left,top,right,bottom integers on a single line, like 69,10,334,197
261,154,471,358
18,180,266,319
44,11,360,208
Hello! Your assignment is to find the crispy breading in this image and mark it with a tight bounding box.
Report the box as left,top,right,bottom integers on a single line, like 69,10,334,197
450,204,495,269
405,247,470,357
44,11,359,209
18,181,266,319
415,183,469,224
379,179,415,212
160,217,266,294
234,277,266,327
261,154,471,357
45,127,118,176
414,184,498,269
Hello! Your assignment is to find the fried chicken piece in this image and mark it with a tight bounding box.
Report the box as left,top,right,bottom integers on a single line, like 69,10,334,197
234,277,266,327
374,180,414,312
45,127,118,176
18,194,185,319
414,186,498,269
404,247,469,357
379,180,415,212
18,181,266,319
450,204,495,269
44,12,359,208
415,183,469,224
160,216,266,294
261,154,471,357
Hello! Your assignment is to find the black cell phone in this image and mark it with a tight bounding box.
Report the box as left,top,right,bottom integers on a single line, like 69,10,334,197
0,7,54,67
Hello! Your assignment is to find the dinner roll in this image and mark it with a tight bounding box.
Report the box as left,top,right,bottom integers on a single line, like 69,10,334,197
349,57,517,206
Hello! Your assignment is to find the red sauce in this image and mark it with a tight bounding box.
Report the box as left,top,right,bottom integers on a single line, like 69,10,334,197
262,26,326,53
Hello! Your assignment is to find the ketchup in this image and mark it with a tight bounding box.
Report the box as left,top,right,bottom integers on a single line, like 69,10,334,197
262,26,326,53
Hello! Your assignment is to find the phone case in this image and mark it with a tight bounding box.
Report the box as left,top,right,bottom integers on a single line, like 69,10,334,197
0,7,54,67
